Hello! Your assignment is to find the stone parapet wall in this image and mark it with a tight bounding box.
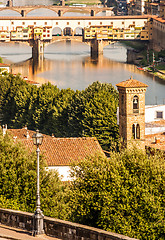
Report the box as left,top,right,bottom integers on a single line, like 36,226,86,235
0,208,33,231
0,208,138,240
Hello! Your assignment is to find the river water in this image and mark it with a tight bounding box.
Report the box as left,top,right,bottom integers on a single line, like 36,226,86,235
0,4,164,105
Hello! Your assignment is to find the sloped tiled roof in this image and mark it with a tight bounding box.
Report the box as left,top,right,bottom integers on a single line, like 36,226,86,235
116,77,148,88
7,128,104,166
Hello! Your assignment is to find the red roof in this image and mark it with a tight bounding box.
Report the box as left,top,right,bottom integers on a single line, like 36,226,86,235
116,77,148,88
7,128,104,166
0,63,10,67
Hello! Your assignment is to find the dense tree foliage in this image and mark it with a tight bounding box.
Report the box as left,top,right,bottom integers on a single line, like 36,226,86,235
66,82,119,150
0,73,33,127
68,148,165,240
0,130,68,219
0,73,119,150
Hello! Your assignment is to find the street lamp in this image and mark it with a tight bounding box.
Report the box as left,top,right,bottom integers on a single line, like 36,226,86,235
32,130,44,236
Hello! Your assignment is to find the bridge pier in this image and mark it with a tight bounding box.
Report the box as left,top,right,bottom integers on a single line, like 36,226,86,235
60,0,65,6
90,39,104,58
6,0,13,7
32,39,44,62
21,10,27,17
58,10,64,17
91,10,96,16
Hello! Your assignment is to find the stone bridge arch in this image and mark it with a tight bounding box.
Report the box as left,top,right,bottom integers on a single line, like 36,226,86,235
63,27,73,36
44,36,89,48
52,27,63,36
25,7,59,17
74,27,83,36
0,9,21,16
63,9,90,17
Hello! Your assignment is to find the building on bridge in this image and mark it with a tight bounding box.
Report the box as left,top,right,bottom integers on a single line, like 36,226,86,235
83,20,152,41
9,25,52,41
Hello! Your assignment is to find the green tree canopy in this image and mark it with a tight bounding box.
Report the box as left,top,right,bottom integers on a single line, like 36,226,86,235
0,73,33,128
66,81,119,150
68,147,165,240
0,129,67,219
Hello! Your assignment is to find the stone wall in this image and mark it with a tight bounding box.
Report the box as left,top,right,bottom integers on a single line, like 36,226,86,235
0,208,138,240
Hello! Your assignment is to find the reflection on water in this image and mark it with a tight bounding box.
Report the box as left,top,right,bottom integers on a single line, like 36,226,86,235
0,41,165,105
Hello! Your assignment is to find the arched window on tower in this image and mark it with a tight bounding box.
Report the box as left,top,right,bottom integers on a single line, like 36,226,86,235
133,95,139,113
136,124,140,139
132,124,135,139
132,123,140,139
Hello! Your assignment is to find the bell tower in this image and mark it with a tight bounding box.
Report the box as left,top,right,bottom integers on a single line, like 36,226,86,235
116,77,148,148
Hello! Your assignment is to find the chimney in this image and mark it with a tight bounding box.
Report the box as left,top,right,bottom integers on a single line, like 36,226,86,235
155,137,160,144
26,130,30,139
2,124,7,136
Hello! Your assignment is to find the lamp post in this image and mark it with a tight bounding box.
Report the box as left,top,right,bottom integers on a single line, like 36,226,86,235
32,130,44,236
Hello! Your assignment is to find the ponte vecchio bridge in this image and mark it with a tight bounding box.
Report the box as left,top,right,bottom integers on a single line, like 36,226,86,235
0,2,113,17
0,15,152,59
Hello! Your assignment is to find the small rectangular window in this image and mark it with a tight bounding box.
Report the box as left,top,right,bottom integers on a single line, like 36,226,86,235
11,22,14,25
56,22,58,25
45,22,47,25
67,22,69,25
78,22,80,25
156,111,163,119
34,22,36,25
89,22,91,25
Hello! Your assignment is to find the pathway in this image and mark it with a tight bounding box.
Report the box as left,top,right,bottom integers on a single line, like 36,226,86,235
0,225,60,240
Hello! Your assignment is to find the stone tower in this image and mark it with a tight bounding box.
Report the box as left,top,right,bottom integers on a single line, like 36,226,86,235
116,77,148,148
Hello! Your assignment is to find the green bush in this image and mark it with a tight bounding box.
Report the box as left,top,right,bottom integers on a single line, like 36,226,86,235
68,147,165,239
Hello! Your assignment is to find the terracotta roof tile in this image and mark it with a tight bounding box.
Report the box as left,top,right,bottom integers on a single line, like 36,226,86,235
116,77,148,88
7,128,104,166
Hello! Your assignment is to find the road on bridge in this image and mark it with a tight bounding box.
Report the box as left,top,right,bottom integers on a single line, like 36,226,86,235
0,225,60,240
